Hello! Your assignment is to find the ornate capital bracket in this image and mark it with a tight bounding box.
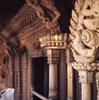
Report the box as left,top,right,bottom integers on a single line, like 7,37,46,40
72,61,99,71
79,71,93,83
39,34,67,49
47,49,60,64
39,33,67,63
69,0,99,64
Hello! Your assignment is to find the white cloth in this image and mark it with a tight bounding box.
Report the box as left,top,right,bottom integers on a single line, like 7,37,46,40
0,88,14,100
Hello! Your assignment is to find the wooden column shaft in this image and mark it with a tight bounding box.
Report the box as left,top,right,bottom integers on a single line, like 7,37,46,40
49,64,58,99
59,49,66,100
47,49,60,100
21,52,28,100
66,47,73,100
79,71,93,100
82,83,91,100
15,55,21,100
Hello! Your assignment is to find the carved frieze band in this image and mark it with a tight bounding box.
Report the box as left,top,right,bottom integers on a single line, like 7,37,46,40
1,3,38,38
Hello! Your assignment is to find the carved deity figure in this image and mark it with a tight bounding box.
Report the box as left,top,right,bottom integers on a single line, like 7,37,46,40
70,0,99,63
25,0,61,34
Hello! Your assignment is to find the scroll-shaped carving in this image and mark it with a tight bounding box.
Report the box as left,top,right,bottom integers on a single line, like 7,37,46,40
25,0,61,34
70,0,99,63
96,72,99,100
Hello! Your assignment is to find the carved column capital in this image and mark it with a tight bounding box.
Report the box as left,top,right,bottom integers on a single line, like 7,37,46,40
39,33,67,64
72,61,99,71
47,49,60,64
79,71,93,83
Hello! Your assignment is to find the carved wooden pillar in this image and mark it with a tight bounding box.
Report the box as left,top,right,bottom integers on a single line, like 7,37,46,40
9,56,13,87
40,34,67,100
47,49,60,100
11,56,15,88
72,62,99,100
21,52,28,100
59,49,66,100
27,56,32,100
79,71,92,100
0,69,1,82
15,55,21,100
96,64,99,100
66,46,73,100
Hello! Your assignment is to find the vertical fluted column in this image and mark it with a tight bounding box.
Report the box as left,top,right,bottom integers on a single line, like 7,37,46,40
47,49,60,100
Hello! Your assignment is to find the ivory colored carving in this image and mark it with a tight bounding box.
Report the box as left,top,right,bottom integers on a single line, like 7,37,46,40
70,0,99,63
70,0,99,100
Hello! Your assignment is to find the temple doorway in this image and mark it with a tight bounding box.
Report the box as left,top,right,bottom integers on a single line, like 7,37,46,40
32,57,49,99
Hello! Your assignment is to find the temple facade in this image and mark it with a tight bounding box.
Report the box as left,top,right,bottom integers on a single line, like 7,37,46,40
0,0,99,100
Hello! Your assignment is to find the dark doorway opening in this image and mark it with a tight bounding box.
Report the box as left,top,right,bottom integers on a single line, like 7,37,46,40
32,57,49,100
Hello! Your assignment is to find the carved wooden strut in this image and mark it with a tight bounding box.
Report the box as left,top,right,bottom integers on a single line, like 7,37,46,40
70,0,99,100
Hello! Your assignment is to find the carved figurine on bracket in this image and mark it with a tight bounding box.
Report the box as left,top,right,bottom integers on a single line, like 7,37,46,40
70,0,99,63
25,0,61,34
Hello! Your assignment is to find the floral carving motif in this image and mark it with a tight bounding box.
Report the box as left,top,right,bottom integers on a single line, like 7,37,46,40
72,61,99,71
70,0,99,63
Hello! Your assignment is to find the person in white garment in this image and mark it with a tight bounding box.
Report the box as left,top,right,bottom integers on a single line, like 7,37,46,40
0,88,14,100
